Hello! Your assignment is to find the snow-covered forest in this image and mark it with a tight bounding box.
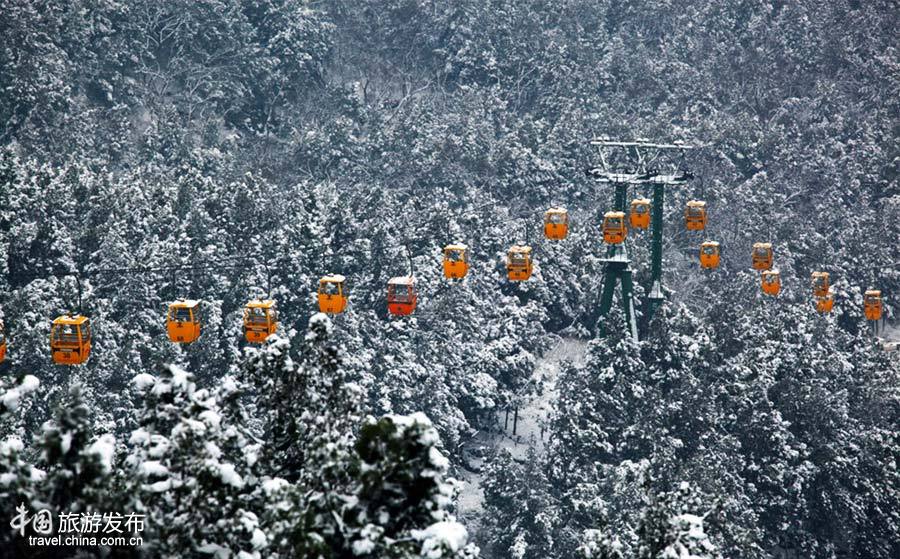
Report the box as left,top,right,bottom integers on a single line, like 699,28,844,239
1,1,899,557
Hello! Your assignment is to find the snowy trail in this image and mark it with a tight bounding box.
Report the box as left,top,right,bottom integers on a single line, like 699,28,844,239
455,337,590,535
880,322,899,351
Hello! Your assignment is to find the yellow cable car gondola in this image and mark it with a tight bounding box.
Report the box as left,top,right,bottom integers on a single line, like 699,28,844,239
443,244,469,279
318,275,348,314
864,290,883,321
506,245,533,281
816,291,834,313
602,211,627,244
685,201,707,231
243,300,278,343
811,272,830,298
699,241,720,269
50,314,92,365
543,208,569,240
0,322,6,364
761,270,781,296
167,299,201,343
752,242,774,271
630,198,650,229
387,276,417,316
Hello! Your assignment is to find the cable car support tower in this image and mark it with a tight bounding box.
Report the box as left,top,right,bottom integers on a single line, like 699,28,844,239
587,139,694,342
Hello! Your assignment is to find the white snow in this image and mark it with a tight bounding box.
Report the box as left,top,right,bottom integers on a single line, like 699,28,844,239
148,435,170,458
199,410,221,429
458,337,590,522
144,479,172,493
86,434,116,474
196,542,230,558
60,432,73,455
660,513,717,559
0,437,24,455
413,521,469,557
250,528,267,549
216,462,244,489
171,365,190,386
428,447,450,471
129,428,150,445
19,375,39,394
1,388,21,411
352,538,376,555
262,477,289,495
132,373,157,390
221,375,239,395
140,461,169,477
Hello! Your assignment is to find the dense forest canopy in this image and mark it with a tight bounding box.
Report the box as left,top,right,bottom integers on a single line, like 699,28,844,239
1,0,898,557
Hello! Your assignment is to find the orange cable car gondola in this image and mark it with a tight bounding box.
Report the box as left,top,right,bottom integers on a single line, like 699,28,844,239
543,208,569,240
864,290,883,321
318,275,348,314
387,276,417,316
0,322,6,364
699,241,720,269
761,270,781,296
752,242,774,271
811,272,830,298
50,314,92,365
443,244,469,279
243,300,278,343
630,198,651,229
685,201,707,231
167,299,201,343
506,245,533,281
816,291,835,314
602,211,627,244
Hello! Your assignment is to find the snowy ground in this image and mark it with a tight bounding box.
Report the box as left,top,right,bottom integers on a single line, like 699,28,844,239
880,322,899,351
456,337,590,545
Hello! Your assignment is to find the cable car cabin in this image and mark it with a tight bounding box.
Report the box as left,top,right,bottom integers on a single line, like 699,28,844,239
699,241,720,269
0,325,6,364
318,275,348,314
761,270,781,296
50,315,92,365
387,277,417,316
602,212,627,244
752,243,774,271
864,290,883,321
506,245,533,281
811,272,830,298
543,208,569,240
243,300,278,343
630,198,651,229
167,299,201,343
443,244,469,279
685,201,708,231
816,292,835,314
